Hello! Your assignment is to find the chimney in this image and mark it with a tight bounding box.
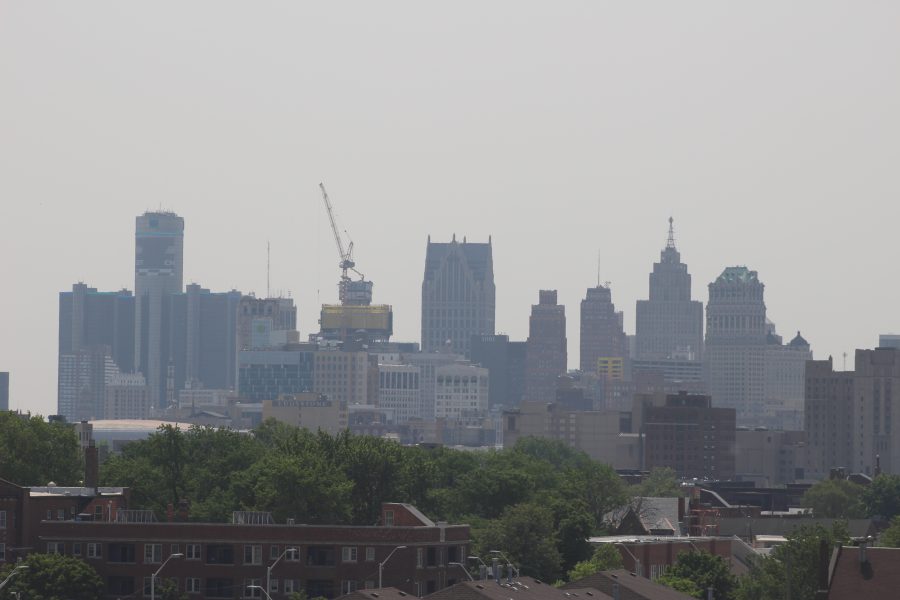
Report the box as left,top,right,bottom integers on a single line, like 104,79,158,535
492,557,500,583
84,441,99,492
612,582,620,600
859,540,868,566
167,503,175,523
177,498,190,521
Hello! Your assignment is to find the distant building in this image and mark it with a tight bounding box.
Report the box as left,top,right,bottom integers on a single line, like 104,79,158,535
806,348,900,477
878,334,900,349
238,345,316,402
236,296,298,359
421,235,495,356
705,266,767,424
643,392,736,480
313,347,371,407
580,285,627,374
764,328,812,430
469,334,526,409
524,290,567,403
58,347,119,421
263,393,345,434
735,429,807,486
635,218,704,362
0,371,8,411
377,362,422,422
434,362,489,425
104,373,149,420
402,350,466,421
134,211,184,409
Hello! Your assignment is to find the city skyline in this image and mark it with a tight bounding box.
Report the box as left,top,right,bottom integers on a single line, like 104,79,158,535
4,3,900,415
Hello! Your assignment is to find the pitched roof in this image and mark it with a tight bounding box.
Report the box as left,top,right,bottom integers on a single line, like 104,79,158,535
336,588,416,600
424,240,494,285
606,498,682,536
424,577,611,600
563,571,696,600
827,546,900,600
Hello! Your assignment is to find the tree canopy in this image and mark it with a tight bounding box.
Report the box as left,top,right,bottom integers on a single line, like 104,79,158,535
658,551,736,600
0,553,104,600
0,412,81,486
800,478,865,519
862,474,900,520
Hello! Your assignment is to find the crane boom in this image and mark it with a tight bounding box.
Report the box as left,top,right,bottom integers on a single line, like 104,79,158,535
319,183,354,276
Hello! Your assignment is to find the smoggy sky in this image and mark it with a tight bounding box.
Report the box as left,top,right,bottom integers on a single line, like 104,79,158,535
2,2,900,415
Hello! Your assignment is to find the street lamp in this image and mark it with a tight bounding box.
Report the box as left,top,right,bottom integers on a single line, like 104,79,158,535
267,547,299,597
489,550,519,579
0,565,28,591
249,584,274,600
468,556,488,580
378,545,407,589
448,562,474,581
151,553,183,600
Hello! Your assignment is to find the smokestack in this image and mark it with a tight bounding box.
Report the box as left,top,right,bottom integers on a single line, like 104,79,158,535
84,441,99,492
492,557,500,583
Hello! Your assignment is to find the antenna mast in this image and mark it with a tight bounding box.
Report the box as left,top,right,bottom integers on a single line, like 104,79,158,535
266,241,271,298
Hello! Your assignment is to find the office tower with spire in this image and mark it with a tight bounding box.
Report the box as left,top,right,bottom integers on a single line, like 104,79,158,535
580,285,627,374
635,218,704,362
524,290,567,402
421,235,495,357
134,211,184,408
705,266,767,424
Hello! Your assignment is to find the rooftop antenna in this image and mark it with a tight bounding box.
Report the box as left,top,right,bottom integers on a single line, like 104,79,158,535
666,216,676,249
596,249,601,287
843,352,848,371
266,241,271,298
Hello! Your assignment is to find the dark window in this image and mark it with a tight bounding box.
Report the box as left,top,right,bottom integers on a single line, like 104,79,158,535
427,547,437,567
447,546,458,563
307,579,334,599
307,546,335,566
108,576,135,595
206,544,234,565
426,580,437,594
206,578,234,598
108,543,136,563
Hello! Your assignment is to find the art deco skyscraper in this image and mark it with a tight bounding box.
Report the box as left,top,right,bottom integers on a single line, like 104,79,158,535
524,290,567,403
580,285,627,373
705,266,767,424
635,218,704,361
421,235,495,357
134,211,184,408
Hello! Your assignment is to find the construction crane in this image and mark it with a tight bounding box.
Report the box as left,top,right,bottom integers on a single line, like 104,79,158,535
319,183,371,305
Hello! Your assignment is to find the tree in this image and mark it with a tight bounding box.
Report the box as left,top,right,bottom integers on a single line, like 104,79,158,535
862,474,900,520
879,515,900,547
567,544,623,581
735,523,848,600
0,552,104,600
0,412,81,486
800,478,865,518
474,502,563,582
633,467,682,498
657,551,736,600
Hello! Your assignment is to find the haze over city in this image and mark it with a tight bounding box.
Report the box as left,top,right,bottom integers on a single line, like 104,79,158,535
3,2,900,416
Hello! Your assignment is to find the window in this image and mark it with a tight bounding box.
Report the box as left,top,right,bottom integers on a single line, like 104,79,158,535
285,547,300,561
88,543,102,558
73,542,82,556
205,579,234,599
342,580,359,594
417,548,424,568
57,509,66,521
47,542,63,554
365,580,375,590
0,511,6,528
269,579,279,593
186,577,201,594
384,510,394,526
366,547,375,562
143,577,152,597
0,543,5,562
427,547,437,567
186,543,201,560
306,546,335,567
109,543,136,563
46,510,52,521
171,544,180,554
270,545,280,560
244,578,262,598
145,544,162,564
284,579,295,594
206,544,234,565
244,544,262,565
342,547,358,562
94,505,103,520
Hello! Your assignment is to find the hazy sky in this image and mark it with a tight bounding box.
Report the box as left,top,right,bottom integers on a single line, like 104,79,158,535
3,2,900,416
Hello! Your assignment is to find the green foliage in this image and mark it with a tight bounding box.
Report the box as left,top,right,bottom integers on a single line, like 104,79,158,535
0,552,104,600
800,478,865,519
98,427,629,579
567,544,623,581
632,467,682,498
156,577,187,600
0,412,81,486
658,551,736,600
862,474,900,519
735,523,848,600
879,515,900,547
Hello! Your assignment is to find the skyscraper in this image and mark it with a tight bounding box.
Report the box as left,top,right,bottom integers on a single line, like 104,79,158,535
635,218,704,362
524,290,567,403
134,211,184,408
705,266,767,424
0,372,8,411
579,285,627,373
421,235,495,357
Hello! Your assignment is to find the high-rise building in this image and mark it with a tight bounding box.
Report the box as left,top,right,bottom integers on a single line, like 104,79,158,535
763,328,812,430
434,363,489,425
238,345,316,402
705,267,767,424
0,371,9,411
635,218,704,362
421,235,495,357
524,290,567,403
401,350,466,421
377,362,422,423
878,334,900,349
236,296,298,352
470,334,526,408
580,285,627,373
806,348,900,477
134,211,184,408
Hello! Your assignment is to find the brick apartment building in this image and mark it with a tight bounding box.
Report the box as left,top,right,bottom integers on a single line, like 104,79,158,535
1,470,469,599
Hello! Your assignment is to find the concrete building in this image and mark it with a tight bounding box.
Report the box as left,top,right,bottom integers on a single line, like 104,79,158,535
401,351,466,421
806,348,900,477
524,290,567,403
104,373,150,420
263,393,346,434
434,362,489,425
314,348,371,407
705,267,767,425
134,211,184,409
643,392,736,480
0,371,8,411
735,429,807,486
469,334,526,409
635,218,704,362
763,329,812,431
878,334,900,349
377,362,422,423
579,285,627,374
421,235,495,357
58,348,120,421
238,345,316,402
236,296,298,355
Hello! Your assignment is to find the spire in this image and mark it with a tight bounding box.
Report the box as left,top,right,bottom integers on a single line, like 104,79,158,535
666,216,676,249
